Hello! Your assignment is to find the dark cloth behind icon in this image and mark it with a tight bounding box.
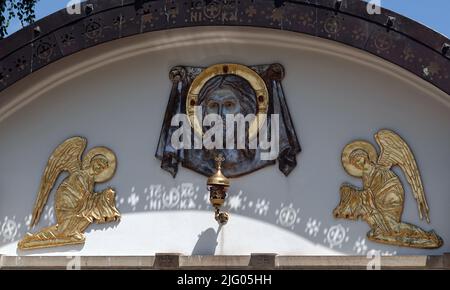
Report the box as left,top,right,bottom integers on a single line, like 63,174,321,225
155,63,301,178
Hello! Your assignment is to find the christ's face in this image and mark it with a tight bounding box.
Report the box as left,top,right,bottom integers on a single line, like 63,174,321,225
197,76,258,149
204,88,241,119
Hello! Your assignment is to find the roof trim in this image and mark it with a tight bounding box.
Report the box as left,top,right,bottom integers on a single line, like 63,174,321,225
0,0,449,94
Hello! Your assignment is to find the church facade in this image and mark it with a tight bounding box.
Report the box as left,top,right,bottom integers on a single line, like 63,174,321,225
0,0,449,269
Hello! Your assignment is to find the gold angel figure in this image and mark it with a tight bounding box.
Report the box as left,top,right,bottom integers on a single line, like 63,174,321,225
333,129,443,248
18,137,121,250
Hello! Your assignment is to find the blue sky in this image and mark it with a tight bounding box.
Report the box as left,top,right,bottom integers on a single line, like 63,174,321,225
4,0,450,37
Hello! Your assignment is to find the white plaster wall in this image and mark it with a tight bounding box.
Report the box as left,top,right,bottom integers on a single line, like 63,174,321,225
0,27,449,256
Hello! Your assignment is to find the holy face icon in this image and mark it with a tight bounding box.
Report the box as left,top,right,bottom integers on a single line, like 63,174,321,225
157,63,301,178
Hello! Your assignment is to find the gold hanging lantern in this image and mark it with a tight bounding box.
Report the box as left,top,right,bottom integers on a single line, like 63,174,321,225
207,154,230,225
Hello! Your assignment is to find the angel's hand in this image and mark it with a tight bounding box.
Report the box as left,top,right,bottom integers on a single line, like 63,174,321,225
103,187,116,196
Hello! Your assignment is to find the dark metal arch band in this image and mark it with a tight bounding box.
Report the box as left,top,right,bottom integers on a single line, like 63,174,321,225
0,0,449,94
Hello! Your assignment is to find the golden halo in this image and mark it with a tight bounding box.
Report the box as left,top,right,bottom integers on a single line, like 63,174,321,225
82,146,117,183
341,140,378,177
186,63,269,141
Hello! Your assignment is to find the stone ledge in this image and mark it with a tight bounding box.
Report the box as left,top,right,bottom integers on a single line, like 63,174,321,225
277,255,429,269
180,255,250,269
0,255,155,269
0,254,448,270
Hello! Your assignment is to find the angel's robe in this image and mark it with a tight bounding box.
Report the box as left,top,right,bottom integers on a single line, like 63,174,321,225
55,171,120,230
362,164,405,228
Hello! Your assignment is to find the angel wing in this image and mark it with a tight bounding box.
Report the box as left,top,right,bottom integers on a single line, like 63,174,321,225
374,129,430,223
30,137,87,227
